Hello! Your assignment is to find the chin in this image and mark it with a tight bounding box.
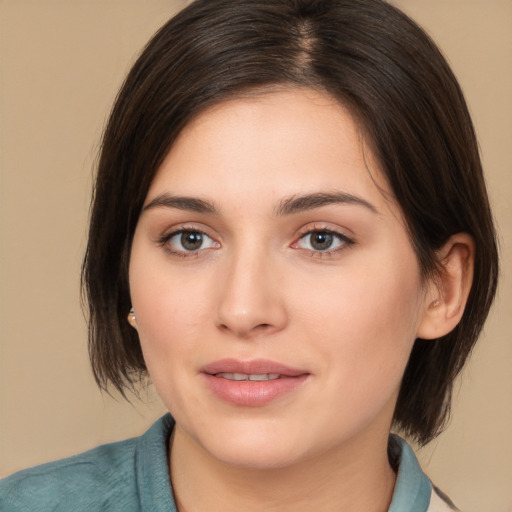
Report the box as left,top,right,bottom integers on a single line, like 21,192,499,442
211,441,304,470
197,421,308,470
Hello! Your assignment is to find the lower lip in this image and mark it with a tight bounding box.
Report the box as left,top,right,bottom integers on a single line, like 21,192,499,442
202,374,309,407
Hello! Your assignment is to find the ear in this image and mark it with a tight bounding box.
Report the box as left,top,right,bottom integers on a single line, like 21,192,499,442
127,308,138,330
416,233,475,340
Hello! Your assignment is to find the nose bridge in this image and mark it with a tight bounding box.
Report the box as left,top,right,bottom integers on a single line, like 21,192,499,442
215,237,287,338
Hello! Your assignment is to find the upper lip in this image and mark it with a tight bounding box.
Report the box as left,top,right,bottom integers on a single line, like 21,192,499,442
202,358,308,377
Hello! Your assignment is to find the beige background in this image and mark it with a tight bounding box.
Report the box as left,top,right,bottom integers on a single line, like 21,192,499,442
0,1,510,510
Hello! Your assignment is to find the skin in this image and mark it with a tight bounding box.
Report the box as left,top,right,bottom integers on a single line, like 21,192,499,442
128,88,470,512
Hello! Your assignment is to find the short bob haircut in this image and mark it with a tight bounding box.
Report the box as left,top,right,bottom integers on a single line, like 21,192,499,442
82,0,498,445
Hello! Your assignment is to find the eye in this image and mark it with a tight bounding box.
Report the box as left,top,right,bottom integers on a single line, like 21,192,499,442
295,229,353,253
162,229,219,255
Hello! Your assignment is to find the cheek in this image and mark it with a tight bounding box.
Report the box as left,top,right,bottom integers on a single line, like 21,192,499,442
134,288,207,359
130,276,213,416
128,244,212,378
298,251,423,380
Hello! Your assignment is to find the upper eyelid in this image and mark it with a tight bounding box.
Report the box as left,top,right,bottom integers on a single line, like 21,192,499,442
296,223,354,239
159,224,215,240
299,227,346,236
297,229,353,244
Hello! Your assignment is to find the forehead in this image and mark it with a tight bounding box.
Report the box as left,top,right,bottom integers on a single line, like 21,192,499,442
146,88,394,214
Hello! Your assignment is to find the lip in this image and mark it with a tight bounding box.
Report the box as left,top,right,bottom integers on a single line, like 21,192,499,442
201,358,310,407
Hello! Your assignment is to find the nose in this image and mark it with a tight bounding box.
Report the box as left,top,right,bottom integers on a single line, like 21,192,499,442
215,247,288,339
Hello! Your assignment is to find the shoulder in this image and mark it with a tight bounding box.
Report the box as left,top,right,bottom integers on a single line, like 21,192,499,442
0,414,175,512
0,437,140,512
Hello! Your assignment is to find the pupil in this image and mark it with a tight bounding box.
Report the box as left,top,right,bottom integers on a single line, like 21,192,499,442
181,231,202,250
311,232,333,250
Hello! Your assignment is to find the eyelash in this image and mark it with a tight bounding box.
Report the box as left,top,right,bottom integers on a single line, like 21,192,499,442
157,226,218,258
157,226,354,259
293,227,355,258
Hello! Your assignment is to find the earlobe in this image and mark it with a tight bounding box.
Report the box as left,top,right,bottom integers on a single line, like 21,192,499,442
416,233,475,340
127,307,138,329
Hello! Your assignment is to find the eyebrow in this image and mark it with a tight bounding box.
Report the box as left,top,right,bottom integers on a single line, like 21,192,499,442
275,192,378,216
142,191,378,216
143,194,219,215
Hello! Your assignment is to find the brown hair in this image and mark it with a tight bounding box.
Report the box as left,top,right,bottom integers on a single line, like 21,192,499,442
82,0,498,445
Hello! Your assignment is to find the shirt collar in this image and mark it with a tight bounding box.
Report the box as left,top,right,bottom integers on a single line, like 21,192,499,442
135,414,177,512
388,434,432,512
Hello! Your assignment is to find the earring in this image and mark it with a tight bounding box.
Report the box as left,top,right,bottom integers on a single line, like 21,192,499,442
430,300,441,309
128,307,136,323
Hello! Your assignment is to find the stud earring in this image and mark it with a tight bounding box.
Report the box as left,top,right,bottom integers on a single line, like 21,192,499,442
430,300,441,309
128,307,136,323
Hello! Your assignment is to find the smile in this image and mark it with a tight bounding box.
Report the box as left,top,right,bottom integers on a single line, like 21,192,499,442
202,359,309,406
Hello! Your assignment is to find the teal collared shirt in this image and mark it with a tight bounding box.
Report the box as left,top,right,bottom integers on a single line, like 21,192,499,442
0,414,457,511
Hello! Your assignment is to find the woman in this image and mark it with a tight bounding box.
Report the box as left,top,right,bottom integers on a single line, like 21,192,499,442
0,0,499,511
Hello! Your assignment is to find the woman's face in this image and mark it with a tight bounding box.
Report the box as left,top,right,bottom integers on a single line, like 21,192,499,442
129,88,431,469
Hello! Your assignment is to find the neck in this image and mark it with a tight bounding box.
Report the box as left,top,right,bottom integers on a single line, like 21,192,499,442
169,425,396,512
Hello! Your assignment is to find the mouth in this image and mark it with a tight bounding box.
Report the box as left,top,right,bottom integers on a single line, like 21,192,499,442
201,359,309,407
202,358,307,377
215,373,281,381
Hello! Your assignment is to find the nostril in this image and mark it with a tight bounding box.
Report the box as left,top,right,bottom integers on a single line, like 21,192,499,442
217,321,276,338
251,323,276,335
